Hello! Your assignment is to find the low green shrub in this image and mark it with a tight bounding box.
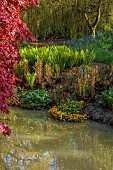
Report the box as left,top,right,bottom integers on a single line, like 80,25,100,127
98,88,113,110
17,88,52,109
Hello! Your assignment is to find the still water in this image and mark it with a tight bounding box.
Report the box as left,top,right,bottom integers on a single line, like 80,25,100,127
0,107,113,170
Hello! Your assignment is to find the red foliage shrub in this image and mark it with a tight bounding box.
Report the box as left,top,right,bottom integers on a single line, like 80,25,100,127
0,122,11,136
0,0,39,114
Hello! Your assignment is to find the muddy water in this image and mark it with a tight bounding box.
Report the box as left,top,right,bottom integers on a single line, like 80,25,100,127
0,107,113,170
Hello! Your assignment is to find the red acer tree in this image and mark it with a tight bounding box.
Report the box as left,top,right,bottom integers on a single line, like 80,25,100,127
0,0,39,114
0,0,39,135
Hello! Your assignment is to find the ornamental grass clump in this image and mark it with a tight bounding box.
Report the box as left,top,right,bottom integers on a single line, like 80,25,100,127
48,99,88,122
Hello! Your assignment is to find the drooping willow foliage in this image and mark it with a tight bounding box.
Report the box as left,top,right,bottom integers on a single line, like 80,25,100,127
21,0,113,39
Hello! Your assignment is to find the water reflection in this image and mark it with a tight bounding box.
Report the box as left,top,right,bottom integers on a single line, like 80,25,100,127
0,107,113,170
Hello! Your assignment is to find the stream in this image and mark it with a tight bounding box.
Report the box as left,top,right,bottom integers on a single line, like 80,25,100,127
0,107,113,170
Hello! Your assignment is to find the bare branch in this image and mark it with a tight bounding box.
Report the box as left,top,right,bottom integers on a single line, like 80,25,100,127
84,12,92,31
92,0,102,28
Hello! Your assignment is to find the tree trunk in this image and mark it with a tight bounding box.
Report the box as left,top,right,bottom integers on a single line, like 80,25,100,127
92,27,96,38
84,0,102,38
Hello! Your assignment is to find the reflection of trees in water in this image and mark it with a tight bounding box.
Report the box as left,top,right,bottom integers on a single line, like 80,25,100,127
0,109,113,169
58,132,113,170
0,134,59,170
0,129,113,170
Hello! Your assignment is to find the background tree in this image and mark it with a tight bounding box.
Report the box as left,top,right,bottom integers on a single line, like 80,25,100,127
0,0,39,114
21,0,113,39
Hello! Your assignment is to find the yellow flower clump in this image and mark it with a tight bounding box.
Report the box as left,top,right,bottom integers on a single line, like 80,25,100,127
48,103,88,122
